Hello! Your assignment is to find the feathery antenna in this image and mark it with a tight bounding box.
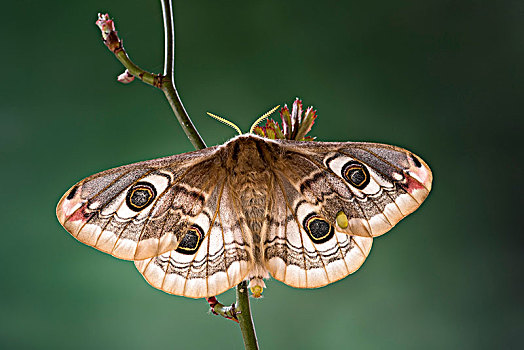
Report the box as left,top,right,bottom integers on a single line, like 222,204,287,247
206,112,243,135
249,105,280,134
207,105,281,136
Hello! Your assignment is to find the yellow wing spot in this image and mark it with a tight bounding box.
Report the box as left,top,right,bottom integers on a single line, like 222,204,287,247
336,211,349,229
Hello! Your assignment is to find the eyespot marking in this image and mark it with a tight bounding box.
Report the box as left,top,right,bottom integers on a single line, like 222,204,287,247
66,185,79,200
410,153,422,168
125,182,157,212
341,161,370,190
176,225,204,255
303,213,334,244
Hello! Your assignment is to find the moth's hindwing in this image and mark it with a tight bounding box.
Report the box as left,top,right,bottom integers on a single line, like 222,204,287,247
134,180,254,298
264,171,373,288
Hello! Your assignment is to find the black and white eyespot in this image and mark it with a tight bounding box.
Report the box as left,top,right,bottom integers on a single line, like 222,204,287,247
341,161,370,190
303,213,334,244
176,225,204,255
125,182,157,212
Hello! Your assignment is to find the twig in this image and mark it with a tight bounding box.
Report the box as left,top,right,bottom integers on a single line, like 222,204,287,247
95,8,205,149
205,283,258,349
96,2,259,349
159,0,206,150
95,14,162,87
236,281,259,350
206,297,239,323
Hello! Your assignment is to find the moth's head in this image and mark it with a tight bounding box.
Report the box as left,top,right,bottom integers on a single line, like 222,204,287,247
222,134,276,171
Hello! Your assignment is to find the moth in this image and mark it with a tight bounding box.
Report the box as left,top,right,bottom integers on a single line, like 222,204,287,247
56,104,432,298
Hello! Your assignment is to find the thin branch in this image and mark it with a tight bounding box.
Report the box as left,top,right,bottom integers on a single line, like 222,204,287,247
95,11,206,149
158,0,206,149
161,82,206,149
206,297,239,323
161,0,174,78
95,14,161,87
236,281,259,350
205,284,258,349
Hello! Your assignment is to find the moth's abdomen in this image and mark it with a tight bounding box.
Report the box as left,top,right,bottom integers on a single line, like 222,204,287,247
228,167,273,296
231,171,271,249
224,136,275,259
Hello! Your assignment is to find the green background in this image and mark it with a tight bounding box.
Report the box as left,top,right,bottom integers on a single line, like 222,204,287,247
2,0,522,349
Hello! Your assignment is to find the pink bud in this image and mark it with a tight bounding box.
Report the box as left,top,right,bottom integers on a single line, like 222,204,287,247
117,70,135,84
96,13,115,40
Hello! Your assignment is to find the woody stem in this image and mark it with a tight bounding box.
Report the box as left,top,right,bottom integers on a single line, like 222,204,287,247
236,281,259,350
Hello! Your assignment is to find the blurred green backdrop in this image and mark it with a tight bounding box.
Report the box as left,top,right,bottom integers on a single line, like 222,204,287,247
1,0,522,349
